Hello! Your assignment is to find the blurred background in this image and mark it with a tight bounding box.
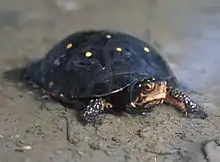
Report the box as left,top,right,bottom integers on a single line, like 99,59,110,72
1,0,220,98
0,0,220,162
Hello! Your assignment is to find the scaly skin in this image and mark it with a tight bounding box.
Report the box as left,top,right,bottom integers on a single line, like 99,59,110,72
81,98,113,125
81,80,208,125
165,86,208,119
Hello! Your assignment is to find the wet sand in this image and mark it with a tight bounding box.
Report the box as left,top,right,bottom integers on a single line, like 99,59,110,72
0,0,220,161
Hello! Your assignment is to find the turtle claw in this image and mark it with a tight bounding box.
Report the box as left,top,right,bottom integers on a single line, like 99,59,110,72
184,97,208,119
185,106,208,119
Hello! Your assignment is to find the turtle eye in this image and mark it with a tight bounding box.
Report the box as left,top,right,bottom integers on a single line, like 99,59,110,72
145,84,152,90
146,82,155,89
143,83,154,93
141,84,152,95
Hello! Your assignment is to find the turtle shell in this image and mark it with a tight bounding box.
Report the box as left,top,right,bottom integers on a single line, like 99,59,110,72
25,30,178,99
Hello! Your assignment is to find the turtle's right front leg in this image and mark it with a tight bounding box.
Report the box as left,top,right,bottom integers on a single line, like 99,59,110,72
164,86,208,119
81,98,112,125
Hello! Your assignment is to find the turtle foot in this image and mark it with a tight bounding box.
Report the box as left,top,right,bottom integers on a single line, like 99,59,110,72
80,98,104,125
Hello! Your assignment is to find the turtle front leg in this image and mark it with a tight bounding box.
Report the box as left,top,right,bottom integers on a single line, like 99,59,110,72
81,98,112,125
164,87,208,119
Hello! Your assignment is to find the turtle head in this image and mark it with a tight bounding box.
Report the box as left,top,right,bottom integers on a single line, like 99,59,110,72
129,77,167,110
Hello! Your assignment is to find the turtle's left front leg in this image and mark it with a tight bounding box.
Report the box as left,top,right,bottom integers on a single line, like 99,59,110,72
164,86,208,119
81,98,113,125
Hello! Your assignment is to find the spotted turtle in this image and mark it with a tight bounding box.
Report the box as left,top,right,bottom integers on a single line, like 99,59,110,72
24,30,208,124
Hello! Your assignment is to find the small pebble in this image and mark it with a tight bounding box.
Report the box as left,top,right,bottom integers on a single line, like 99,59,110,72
83,136,90,141
56,0,81,11
215,138,220,145
89,143,101,150
15,134,20,138
14,145,32,152
17,92,23,98
111,137,120,143
77,151,84,156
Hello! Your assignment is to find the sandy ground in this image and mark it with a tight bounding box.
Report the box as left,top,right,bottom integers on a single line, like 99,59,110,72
0,0,220,161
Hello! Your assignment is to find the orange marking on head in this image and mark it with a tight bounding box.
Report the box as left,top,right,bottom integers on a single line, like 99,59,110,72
133,83,167,107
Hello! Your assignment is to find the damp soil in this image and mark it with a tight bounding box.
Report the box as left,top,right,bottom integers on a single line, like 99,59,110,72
0,0,220,162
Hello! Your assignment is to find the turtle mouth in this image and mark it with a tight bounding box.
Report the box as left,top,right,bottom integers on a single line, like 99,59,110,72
143,99,164,110
129,99,164,114
130,92,166,111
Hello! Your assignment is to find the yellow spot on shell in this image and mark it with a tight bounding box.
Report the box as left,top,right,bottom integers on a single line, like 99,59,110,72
66,43,72,49
85,51,92,57
144,47,150,52
116,47,122,52
106,34,111,39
